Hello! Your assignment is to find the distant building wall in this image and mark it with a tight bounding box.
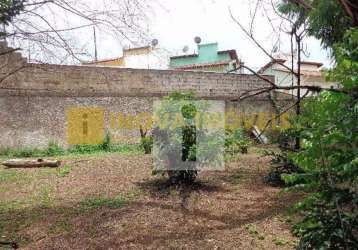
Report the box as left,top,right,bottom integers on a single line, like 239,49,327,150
169,43,240,72
84,46,169,69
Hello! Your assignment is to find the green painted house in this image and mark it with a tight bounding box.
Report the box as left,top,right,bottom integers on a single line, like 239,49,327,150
169,43,241,72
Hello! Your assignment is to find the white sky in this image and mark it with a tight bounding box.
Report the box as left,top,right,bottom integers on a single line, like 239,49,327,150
94,0,332,70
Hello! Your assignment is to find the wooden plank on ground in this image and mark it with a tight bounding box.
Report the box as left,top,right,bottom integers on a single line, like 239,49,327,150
1,159,61,168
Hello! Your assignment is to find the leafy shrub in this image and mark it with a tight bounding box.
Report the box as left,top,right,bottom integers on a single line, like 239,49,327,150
152,92,223,184
100,132,111,151
46,140,65,156
67,144,102,154
140,136,153,154
264,150,302,187
225,128,252,155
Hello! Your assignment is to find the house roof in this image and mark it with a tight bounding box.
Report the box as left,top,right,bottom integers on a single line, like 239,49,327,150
83,57,123,65
258,59,324,74
173,60,234,70
300,61,323,67
83,46,153,65
170,49,239,61
257,59,286,74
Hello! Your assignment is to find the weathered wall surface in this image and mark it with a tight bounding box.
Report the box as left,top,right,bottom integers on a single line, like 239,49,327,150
0,42,288,148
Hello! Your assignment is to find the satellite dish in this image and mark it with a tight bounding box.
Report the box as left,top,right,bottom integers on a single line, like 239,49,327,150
194,36,201,44
182,45,189,53
151,39,159,47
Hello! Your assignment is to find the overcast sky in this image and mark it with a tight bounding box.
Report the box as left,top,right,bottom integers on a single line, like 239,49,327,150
74,0,333,69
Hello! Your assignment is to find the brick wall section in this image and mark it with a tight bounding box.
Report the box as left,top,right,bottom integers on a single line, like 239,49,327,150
0,63,274,99
0,43,287,148
0,40,274,99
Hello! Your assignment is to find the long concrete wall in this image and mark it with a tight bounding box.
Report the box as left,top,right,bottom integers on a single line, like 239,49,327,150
0,42,289,148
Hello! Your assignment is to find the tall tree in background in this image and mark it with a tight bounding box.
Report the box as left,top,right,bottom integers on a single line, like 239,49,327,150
281,0,357,49
0,0,25,27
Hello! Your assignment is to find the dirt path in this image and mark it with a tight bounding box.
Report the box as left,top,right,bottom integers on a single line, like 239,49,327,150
0,153,300,249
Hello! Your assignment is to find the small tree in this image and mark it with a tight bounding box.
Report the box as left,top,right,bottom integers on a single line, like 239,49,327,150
152,92,225,184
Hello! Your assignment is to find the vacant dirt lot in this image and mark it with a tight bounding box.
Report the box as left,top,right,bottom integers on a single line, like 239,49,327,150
0,151,301,249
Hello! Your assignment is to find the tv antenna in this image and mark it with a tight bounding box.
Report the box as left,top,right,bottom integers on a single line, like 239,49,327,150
182,45,189,53
194,36,201,44
151,39,159,47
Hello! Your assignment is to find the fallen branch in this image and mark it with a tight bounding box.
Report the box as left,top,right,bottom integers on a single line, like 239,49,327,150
2,159,61,168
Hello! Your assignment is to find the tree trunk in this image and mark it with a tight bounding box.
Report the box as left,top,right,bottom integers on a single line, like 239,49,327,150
2,159,61,168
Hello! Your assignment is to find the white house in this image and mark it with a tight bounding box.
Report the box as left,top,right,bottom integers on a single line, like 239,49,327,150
258,55,338,96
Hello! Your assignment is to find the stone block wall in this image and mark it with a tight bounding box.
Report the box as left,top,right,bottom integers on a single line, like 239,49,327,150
0,43,290,148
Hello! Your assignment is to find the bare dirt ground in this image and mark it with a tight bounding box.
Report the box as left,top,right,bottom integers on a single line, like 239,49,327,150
0,151,301,249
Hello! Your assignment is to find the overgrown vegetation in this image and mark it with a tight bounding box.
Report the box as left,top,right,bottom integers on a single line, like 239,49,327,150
140,136,153,154
225,128,252,156
264,150,302,187
273,2,358,249
276,24,357,250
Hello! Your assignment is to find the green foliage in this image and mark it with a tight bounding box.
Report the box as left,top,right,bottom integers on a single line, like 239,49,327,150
244,224,258,236
264,150,302,187
0,0,25,26
78,196,126,212
67,143,141,155
327,28,358,91
0,140,142,158
273,237,289,246
0,140,64,158
278,0,353,49
153,92,224,184
283,29,358,249
225,128,252,155
140,136,153,154
57,164,71,177
100,132,111,151
46,140,65,156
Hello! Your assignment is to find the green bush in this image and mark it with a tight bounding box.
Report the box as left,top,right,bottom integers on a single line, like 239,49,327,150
225,128,252,155
46,140,65,156
100,132,111,151
263,150,302,187
152,92,223,184
140,136,153,154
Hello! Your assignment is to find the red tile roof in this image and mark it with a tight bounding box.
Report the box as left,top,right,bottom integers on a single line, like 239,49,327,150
300,61,323,67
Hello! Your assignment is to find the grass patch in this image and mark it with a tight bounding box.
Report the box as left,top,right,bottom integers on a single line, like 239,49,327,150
0,169,28,183
77,196,127,213
35,184,55,207
273,237,290,246
244,224,258,236
0,140,143,159
244,224,266,240
0,168,56,193
57,165,71,177
0,200,26,213
48,220,72,234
